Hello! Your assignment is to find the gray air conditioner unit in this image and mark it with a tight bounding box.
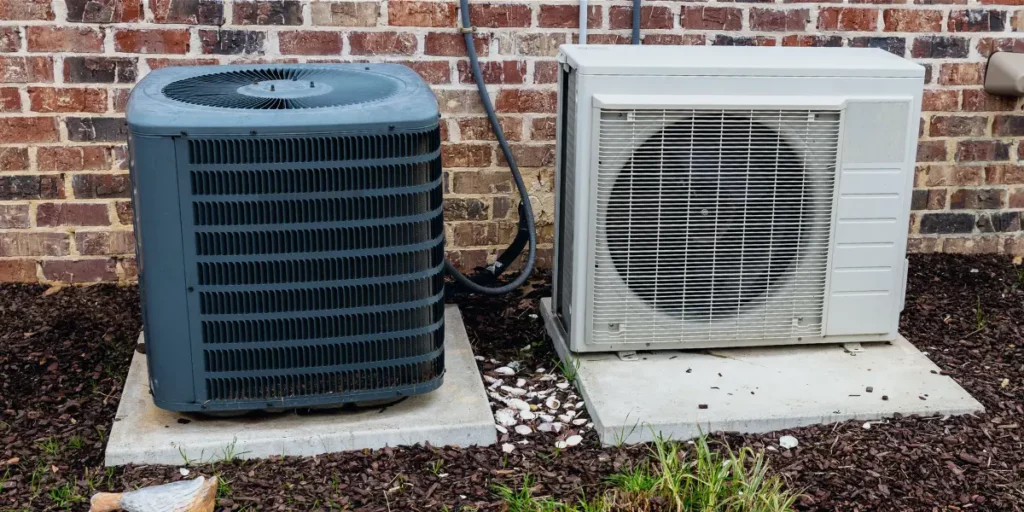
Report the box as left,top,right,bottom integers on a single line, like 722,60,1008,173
126,64,445,413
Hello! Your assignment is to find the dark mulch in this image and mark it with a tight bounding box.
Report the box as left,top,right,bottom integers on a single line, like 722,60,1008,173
0,254,1021,511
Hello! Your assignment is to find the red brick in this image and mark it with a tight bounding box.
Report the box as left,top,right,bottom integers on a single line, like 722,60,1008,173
643,34,707,46
0,117,57,143
401,60,450,84
883,9,942,31
609,6,673,30
962,89,1017,111
498,144,555,167
0,0,53,20
147,58,219,69
993,115,1024,136
66,0,142,22
929,116,988,137
580,34,630,45
425,32,488,57
917,140,948,162
495,89,557,113
348,32,417,55
917,164,984,186
956,140,1011,161
0,86,17,111
534,61,559,84
0,232,70,257
76,231,135,255
750,8,810,31
388,1,456,27
1011,188,1024,208
41,259,117,283
817,8,878,30
278,31,342,55
72,174,129,198
233,0,302,25
443,198,489,220
112,88,130,112
851,0,906,5
451,170,512,193
27,26,104,53
115,201,132,224
0,56,52,83
442,144,492,167
458,116,522,142
453,221,516,246
682,6,742,30
714,35,778,47
943,237,1001,254
0,148,28,171
37,146,108,171
938,63,985,86
36,202,110,227
458,60,526,84
0,26,20,52
468,4,531,28
948,9,1007,31
28,87,106,113
0,203,28,228
114,29,190,54
782,35,843,47
539,4,601,28
985,164,1024,184
435,89,484,114
922,90,959,111
0,260,36,282
311,1,378,26
150,0,223,23
981,0,1024,6
530,116,556,141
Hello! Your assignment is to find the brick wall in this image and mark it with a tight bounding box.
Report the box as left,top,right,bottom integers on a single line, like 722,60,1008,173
0,0,1022,283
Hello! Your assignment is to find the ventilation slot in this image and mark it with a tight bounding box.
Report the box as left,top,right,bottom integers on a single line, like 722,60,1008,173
192,188,442,226
195,217,442,256
191,161,440,196
205,356,444,400
187,129,439,165
204,330,443,372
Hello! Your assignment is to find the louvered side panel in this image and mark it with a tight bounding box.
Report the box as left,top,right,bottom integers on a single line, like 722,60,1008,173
554,67,578,335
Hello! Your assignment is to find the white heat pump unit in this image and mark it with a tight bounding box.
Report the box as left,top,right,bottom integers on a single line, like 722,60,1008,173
551,45,924,352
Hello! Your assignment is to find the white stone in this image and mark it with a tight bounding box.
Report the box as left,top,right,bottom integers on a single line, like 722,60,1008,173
556,382,570,390
539,297,984,447
106,306,497,466
509,399,531,412
540,375,557,381
779,435,799,449
520,410,536,421
502,443,515,454
516,379,526,388
572,419,588,426
539,414,555,422
475,356,485,361
494,409,518,427
565,435,583,447
494,367,515,376
545,398,561,410
575,401,585,409
862,422,872,430
501,386,527,396
557,414,574,423
483,375,500,384
514,425,532,435
495,425,508,434
537,422,563,433
554,440,568,449
178,468,189,476
507,361,522,371
536,368,546,373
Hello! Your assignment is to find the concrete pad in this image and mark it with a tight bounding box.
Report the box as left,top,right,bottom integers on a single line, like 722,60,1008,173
540,298,984,446
105,306,496,466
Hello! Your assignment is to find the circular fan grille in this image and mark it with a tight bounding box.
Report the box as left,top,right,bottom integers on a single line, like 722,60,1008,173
162,67,400,110
606,114,806,320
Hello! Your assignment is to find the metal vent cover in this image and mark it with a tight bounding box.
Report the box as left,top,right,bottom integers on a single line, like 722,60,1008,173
592,108,840,345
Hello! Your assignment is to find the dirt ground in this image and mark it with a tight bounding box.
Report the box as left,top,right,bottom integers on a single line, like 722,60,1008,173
0,254,1021,511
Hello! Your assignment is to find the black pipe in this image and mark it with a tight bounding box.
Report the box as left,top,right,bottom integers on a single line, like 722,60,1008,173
632,0,641,44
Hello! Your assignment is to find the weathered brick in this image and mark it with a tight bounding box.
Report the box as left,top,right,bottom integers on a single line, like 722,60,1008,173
64,56,136,83
435,89,484,114
0,117,57,143
0,232,70,257
539,4,601,28
451,170,512,193
817,8,878,30
444,198,489,220
28,87,107,113
458,116,522,142
26,26,104,53
36,202,110,226
0,260,37,282
0,0,54,20
0,203,29,228
76,230,136,255
112,88,129,112
72,173,130,198
389,1,456,27
976,211,1021,232
150,0,223,24
992,115,1024,136
453,221,517,246
848,36,906,55
950,188,1006,209
917,140,948,162
147,58,218,69
922,89,959,111
0,56,51,83
66,0,142,22
938,63,985,85
492,195,512,219
956,140,1011,161
498,144,555,167
458,60,526,84
442,144,492,167
976,38,1024,57
0,86,18,111
985,164,1024,184
41,259,117,282
912,36,970,58
66,117,127,142
947,9,1006,31
199,30,265,55
349,32,417,55
910,189,946,210
311,1,378,26
682,7,742,30
943,236,1002,253
38,146,108,171
750,8,810,31
469,4,531,28
782,35,843,47
114,28,189,53
1011,189,1024,208
0,26,21,52
115,200,132,224
446,248,489,270
533,60,559,83
509,33,567,56
883,9,942,31
530,117,556,141
609,6,673,30
0,175,63,200
233,0,302,25
495,89,557,113
919,212,976,234
278,31,342,55
981,0,1024,6
0,148,29,171
713,35,777,46
579,34,630,45
929,115,987,137
399,61,450,84
917,164,984,186
426,32,488,57
643,34,707,46
962,89,1017,111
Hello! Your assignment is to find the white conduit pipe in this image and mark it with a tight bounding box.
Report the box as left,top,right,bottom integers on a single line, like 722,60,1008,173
579,0,588,43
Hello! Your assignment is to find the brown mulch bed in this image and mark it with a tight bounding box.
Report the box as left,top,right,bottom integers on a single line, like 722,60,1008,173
0,254,1021,511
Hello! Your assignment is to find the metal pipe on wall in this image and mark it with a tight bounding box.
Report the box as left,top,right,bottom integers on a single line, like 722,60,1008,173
631,0,641,44
579,0,588,44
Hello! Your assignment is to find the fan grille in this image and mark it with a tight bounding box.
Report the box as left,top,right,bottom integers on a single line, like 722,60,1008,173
593,109,840,344
162,67,400,110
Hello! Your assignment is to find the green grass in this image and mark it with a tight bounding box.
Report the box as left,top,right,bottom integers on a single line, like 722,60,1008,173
48,481,86,509
494,434,799,512
556,357,581,383
975,296,988,331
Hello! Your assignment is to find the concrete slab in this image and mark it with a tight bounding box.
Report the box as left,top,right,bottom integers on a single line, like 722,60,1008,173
105,306,496,466
540,298,984,446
